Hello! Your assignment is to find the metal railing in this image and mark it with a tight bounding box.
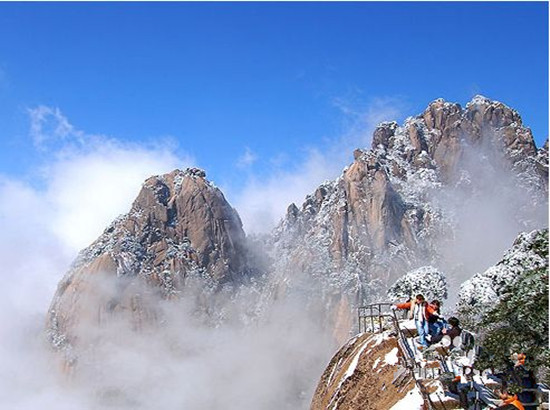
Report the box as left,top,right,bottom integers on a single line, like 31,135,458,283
357,302,400,333
357,303,550,409
518,386,549,409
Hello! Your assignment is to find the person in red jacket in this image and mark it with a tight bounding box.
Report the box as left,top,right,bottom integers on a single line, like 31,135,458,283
393,294,434,348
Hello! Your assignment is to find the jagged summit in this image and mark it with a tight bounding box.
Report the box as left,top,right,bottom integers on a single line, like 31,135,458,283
466,94,516,112
371,95,535,160
72,167,248,283
423,94,516,113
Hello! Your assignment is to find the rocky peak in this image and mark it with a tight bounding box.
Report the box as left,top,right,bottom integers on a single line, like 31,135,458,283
47,168,251,356
422,97,462,132
271,96,548,308
372,96,538,180
465,94,523,127
125,167,248,282
371,121,398,150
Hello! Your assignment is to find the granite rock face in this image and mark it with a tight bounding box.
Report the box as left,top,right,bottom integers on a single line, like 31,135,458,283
47,168,251,354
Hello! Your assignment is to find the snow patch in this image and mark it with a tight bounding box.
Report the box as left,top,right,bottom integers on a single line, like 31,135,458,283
384,347,399,366
390,386,424,410
343,340,370,380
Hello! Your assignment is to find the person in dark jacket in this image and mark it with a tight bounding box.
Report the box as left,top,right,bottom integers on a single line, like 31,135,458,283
509,361,537,410
431,316,462,348
427,299,445,339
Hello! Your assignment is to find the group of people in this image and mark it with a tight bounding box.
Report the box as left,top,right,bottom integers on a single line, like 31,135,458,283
392,293,462,350
392,294,528,410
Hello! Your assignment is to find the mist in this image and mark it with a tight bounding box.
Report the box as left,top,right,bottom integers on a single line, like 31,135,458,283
230,96,404,234
0,254,336,410
66,283,335,410
0,163,337,410
0,104,354,410
428,131,548,300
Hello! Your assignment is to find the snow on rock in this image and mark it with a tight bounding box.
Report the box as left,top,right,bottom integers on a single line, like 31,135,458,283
46,168,254,359
272,95,547,318
389,386,424,410
311,332,416,410
337,337,373,394
384,347,399,366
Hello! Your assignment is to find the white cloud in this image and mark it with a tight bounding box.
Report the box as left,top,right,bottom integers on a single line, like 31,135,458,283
0,105,339,410
0,99,403,409
44,138,191,252
29,105,84,148
237,146,258,168
24,106,194,252
0,106,193,328
232,148,336,232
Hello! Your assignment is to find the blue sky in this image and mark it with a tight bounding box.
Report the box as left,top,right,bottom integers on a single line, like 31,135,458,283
0,2,548,236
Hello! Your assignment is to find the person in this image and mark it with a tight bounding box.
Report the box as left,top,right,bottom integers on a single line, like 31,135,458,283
509,356,537,410
512,353,526,367
427,299,445,338
393,294,433,348
495,391,525,410
431,316,462,348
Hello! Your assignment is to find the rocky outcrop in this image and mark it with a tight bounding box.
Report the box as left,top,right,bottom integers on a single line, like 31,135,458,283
47,168,251,355
310,333,416,410
271,96,548,306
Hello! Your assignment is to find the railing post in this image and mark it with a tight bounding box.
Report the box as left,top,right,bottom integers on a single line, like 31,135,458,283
370,305,374,332
378,303,382,334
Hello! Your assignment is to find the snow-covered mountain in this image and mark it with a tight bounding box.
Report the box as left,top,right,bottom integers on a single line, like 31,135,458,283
270,95,548,308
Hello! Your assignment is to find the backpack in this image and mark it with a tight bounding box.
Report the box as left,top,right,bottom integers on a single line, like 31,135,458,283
460,330,475,351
